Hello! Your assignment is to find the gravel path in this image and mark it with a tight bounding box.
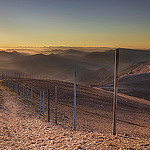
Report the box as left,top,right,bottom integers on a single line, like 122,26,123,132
0,85,150,149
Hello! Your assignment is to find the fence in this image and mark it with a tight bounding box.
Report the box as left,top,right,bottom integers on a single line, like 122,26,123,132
0,71,78,130
0,50,149,136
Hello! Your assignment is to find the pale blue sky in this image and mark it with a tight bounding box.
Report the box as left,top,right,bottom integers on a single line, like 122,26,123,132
0,0,150,48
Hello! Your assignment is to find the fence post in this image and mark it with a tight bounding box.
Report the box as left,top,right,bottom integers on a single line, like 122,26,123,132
113,49,119,135
31,88,33,107
55,86,58,124
23,86,24,99
18,84,20,95
8,73,9,88
12,76,13,90
27,87,29,102
5,75,6,86
43,91,45,119
74,71,77,130
16,80,17,93
3,73,4,83
40,91,42,115
48,89,50,122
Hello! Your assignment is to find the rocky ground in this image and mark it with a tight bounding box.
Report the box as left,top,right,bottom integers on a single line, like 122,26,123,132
0,84,150,149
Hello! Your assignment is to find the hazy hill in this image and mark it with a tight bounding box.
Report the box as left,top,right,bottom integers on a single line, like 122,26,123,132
78,68,111,85
0,48,150,86
85,48,150,71
59,49,87,57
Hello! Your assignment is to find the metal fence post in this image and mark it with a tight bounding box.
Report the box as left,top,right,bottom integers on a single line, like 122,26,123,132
31,88,33,107
43,91,45,119
27,87,29,102
48,89,50,122
40,91,42,115
5,75,6,85
12,76,13,90
113,49,119,135
16,80,17,93
3,73,4,83
18,84,20,95
8,73,9,88
74,71,77,130
23,86,24,99
55,86,58,124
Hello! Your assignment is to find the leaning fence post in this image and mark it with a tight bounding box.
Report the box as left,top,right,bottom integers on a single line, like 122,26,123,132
40,91,42,115
113,49,119,135
55,86,58,124
43,91,45,119
48,89,50,122
74,71,77,130
31,88,33,107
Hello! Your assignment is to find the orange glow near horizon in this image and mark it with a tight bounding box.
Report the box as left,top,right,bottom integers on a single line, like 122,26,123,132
0,1,150,50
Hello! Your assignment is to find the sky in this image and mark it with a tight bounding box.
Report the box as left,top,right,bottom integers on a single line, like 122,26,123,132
0,0,150,48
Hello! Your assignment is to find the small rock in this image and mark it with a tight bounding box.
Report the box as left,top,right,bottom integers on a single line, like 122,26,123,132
123,133,129,136
76,145,82,149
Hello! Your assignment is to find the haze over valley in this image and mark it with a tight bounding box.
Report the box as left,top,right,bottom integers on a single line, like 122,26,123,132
1,48,150,101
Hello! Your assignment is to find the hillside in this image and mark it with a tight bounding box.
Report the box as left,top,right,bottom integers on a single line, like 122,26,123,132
101,61,150,101
1,85,150,149
1,77,150,137
0,78,150,149
0,48,150,86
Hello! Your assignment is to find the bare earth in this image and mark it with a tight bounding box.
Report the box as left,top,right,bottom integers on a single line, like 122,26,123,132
0,85,150,149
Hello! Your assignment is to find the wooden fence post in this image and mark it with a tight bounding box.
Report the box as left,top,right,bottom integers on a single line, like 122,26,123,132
113,49,119,135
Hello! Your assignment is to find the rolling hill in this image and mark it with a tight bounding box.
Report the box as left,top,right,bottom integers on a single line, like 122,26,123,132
0,48,150,86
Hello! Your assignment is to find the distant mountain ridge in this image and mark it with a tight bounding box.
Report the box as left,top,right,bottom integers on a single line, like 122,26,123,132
0,48,150,86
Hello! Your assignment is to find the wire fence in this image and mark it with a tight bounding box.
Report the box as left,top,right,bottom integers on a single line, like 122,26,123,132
0,65,150,136
0,71,115,132
0,71,78,129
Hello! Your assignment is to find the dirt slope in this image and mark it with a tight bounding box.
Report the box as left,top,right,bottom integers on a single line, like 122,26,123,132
2,78,150,138
0,84,150,149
